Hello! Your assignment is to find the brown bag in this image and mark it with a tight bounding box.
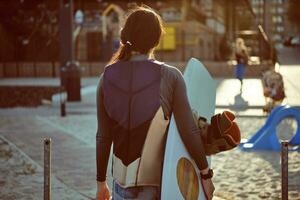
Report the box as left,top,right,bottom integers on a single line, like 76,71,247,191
193,111,241,155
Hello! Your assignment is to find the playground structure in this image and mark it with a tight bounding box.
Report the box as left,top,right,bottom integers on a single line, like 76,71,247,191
240,105,300,151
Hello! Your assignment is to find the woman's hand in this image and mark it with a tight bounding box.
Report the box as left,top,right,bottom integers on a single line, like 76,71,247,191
201,178,215,200
96,181,111,200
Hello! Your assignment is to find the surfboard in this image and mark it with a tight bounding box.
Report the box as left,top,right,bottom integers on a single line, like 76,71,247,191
161,58,216,200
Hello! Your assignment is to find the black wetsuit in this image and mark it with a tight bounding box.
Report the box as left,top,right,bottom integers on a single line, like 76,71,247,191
96,56,208,187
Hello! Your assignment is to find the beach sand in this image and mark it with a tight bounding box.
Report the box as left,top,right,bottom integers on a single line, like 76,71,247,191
212,117,300,200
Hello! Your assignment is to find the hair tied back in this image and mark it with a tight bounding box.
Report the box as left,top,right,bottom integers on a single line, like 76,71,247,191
125,41,132,47
124,40,132,53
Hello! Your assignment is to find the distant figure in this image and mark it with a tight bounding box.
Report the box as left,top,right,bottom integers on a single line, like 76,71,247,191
235,38,249,92
262,69,285,113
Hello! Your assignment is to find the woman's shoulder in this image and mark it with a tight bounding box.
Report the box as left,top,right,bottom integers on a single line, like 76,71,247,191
103,61,122,72
153,60,183,79
102,61,130,79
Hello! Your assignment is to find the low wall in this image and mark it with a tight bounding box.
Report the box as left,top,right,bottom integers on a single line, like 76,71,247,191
0,62,106,78
0,86,62,108
167,61,272,78
0,61,272,78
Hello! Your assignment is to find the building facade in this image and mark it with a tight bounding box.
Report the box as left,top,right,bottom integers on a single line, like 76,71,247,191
0,0,228,78
74,0,227,62
250,0,290,45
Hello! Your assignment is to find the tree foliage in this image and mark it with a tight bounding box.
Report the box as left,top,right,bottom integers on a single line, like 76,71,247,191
0,0,59,61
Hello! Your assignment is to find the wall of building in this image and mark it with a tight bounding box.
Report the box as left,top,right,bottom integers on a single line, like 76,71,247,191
0,1,228,78
251,0,288,45
0,24,15,62
74,1,226,63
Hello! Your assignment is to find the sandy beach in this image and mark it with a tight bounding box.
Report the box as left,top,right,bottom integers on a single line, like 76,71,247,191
212,117,300,200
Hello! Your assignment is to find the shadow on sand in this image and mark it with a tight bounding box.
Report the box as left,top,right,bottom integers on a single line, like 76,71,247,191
229,92,249,111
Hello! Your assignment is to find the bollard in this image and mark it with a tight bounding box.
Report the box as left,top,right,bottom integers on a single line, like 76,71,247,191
60,87,66,117
44,138,51,200
60,101,66,117
281,141,288,200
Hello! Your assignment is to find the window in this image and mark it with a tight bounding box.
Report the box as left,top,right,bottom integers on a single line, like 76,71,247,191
277,7,284,13
272,34,281,40
277,26,284,32
272,16,283,23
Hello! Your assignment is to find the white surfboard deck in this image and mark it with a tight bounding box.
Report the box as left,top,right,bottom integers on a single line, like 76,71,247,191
161,58,216,200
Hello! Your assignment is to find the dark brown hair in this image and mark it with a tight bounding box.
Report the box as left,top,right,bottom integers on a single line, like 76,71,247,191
108,6,164,65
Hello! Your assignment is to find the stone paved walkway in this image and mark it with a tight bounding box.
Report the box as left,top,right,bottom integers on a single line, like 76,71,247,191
0,135,88,200
0,115,99,199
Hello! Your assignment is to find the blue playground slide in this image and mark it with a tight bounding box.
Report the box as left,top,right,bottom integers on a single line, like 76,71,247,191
240,105,300,151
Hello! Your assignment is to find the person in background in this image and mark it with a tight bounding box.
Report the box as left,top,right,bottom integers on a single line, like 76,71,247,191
95,5,214,200
235,38,249,92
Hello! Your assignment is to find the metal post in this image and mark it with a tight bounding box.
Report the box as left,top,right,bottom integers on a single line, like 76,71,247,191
281,141,288,200
44,138,51,200
60,87,66,117
59,0,75,66
59,0,81,102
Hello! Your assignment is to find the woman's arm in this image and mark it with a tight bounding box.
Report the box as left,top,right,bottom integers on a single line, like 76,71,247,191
172,69,209,171
96,75,113,182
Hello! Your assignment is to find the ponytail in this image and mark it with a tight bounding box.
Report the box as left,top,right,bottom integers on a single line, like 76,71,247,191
107,41,133,66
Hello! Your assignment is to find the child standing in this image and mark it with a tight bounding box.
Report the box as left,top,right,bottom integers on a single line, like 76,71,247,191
235,38,249,92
